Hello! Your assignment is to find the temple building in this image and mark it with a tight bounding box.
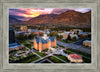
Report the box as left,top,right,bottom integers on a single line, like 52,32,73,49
33,30,56,52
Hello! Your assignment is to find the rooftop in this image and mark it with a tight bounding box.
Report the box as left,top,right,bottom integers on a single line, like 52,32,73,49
35,37,55,44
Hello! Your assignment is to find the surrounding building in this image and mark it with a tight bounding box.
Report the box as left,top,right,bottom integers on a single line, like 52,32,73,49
83,40,91,47
33,31,57,52
63,32,70,39
20,26,27,32
70,29,83,35
9,28,24,51
58,33,64,36
9,42,24,51
80,32,88,39
67,54,83,63
70,34,78,40
9,28,15,44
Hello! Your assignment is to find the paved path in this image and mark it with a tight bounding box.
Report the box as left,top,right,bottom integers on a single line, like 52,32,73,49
31,55,50,63
57,41,91,54
38,59,54,63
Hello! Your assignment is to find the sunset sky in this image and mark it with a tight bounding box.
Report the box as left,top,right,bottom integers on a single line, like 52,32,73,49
9,8,91,21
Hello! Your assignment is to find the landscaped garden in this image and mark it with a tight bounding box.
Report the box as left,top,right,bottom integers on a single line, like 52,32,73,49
9,52,40,63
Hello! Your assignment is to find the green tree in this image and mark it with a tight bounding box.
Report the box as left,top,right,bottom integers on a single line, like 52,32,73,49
71,37,76,41
59,35,63,39
28,33,34,39
16,34,26,41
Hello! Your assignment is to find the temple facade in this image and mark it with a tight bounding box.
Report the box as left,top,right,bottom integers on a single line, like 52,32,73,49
33,31,56,52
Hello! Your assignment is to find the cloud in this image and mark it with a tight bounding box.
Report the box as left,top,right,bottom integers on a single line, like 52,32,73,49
51,9,91,14
51,9,69,14
70,9,91,13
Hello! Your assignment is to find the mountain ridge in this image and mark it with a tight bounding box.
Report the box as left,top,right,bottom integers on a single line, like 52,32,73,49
9,10,91,28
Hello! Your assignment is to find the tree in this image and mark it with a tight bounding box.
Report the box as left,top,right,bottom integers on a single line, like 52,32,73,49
65,38,68,42
28,33,34,39
68,34,71,40
71,37,76,41
16,34,26,41
59,35,63,39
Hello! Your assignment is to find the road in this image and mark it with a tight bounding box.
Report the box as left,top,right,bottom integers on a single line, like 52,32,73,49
74,37,91,45
57,41,91,54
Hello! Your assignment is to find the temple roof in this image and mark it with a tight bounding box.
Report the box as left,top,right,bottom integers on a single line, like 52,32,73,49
35,37,55,44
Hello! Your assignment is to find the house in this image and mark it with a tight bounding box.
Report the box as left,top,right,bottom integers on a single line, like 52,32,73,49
20,26,27,32
80,32,88,39
63,31,71,39
70,34,78,40
83,40,91,47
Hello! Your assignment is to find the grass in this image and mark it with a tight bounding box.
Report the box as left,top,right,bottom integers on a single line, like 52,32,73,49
19,40,33,49
57,44,65,48
82,57,91,63
63,50,72,54
42,49,48,52
23,56,39,63
10,53,40,63
27,45,32,49
35,52,46,57
61,40,77,43
54,55,70,62
48,56,64,63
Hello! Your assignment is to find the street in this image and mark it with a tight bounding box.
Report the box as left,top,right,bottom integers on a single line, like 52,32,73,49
57,41,91,54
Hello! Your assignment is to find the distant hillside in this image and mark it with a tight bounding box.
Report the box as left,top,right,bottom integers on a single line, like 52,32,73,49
9,15,22,24
16,14,57,25
48,10,91,27
10,10,91,28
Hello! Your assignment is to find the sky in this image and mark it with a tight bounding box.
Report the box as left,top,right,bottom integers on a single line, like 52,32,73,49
9,8,91,21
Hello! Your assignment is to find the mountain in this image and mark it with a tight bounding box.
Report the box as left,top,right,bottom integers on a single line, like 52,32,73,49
48,10,91,27
13,10,91,28
17,14,57,25
9,15,22,24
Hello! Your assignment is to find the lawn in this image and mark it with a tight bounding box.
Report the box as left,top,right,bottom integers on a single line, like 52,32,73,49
54,55,70,62
61,40,78,43
82,57,91,63
42,49,48,52
57,44,65,48
10,53,40,63
48,56,64,63
23,56,39,63
19,40,33,49
35,52,46,57
63,50,72,54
